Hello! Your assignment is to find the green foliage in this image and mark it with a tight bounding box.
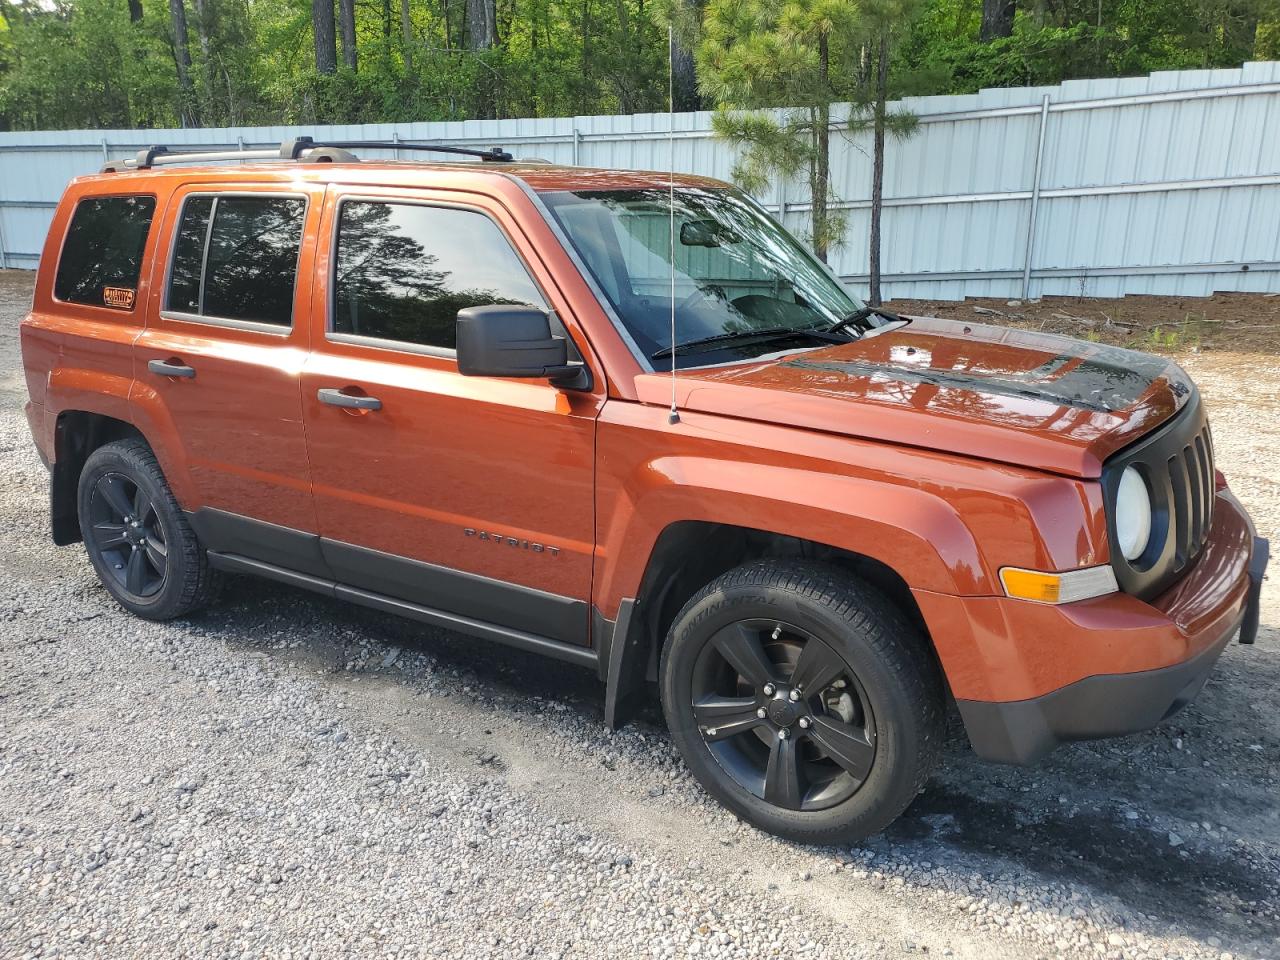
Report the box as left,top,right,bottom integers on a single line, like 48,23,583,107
0,0,1276,130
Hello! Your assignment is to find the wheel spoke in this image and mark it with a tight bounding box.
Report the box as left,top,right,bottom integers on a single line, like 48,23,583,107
91,521,128,550
125,547,147,594
132,486,152,521
98,477,134,520
764,735,804,809
808,715,875,782
143,538,167,573
712,623,779,688
790,639,846,696
693,695,763,742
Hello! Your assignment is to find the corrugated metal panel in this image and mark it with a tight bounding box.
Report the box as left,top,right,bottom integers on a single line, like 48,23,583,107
2,63,1279,301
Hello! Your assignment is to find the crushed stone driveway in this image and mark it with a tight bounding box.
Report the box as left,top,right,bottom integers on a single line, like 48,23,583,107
0,270,1277,960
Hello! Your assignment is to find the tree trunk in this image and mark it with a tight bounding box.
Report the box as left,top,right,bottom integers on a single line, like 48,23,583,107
400,0,413,69
809,32,831,263
671,0,700,111
127,0,144,23
339,0,358,69
312,0,337,74
192,0,214,116
168,0,199,126
980,0,1015,41
466,0,496,48
868,30,888,306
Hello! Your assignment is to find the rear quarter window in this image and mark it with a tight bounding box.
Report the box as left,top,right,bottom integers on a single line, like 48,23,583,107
54,195,156,310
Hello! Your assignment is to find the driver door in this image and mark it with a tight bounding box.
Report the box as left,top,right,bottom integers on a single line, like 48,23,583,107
299,185,605,646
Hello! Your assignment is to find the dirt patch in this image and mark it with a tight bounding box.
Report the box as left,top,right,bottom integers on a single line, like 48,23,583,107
890,291,1280,355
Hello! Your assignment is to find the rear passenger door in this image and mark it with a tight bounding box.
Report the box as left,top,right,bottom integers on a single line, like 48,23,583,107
132,183,328,575
299,186,604,646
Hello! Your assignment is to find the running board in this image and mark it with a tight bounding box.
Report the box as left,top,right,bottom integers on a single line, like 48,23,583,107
206,551,599,670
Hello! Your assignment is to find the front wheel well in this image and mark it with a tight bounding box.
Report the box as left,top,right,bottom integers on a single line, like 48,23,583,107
627,521,936,688
50,412,146,545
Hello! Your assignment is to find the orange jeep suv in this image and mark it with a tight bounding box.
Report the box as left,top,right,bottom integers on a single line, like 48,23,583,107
19,138,1268,843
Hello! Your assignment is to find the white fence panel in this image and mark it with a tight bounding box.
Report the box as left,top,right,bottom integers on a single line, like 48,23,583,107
2,62,1280,301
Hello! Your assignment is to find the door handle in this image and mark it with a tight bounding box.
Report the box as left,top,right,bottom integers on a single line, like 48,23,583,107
148,358,196,379
318,388,382,411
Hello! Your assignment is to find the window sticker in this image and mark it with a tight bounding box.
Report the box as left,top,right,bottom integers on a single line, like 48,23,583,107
102,286,137,310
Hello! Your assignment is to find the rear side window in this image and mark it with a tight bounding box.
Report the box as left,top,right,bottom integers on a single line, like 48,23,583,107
165,195,306,327
54,195,156,309
332,201,547,351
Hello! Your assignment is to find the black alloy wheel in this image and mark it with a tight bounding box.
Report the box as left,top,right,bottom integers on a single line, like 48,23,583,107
692,618,877,811
76,438,220,620
86,471,169,600
661,559,942,844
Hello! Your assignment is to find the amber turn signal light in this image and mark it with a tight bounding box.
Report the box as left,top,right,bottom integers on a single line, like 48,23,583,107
999,565,1119,605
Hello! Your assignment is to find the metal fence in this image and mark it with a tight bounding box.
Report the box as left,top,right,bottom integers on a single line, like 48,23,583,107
2,61,1279,302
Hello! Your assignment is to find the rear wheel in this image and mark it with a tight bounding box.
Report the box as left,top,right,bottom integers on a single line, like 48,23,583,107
660,559,942,843
77,439,219,620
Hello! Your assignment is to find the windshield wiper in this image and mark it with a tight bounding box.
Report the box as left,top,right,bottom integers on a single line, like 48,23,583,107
828,305,903,335
651,325,847,361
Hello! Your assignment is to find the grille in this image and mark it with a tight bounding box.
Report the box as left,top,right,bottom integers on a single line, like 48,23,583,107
1165,422,1215,574
1103,393,1215,601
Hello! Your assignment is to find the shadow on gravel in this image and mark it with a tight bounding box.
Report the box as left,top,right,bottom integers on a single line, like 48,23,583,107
887,783,1276,946
199,575,1277,951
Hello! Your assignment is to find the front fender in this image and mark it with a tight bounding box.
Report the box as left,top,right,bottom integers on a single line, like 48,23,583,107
593,403,1107,618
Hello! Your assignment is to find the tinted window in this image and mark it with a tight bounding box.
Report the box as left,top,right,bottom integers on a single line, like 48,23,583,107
165,195,305,327
54,195,156,308
167,196,212,314
333,201,547,351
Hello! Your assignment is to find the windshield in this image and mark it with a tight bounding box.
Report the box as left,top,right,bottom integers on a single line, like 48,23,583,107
541,187,868,368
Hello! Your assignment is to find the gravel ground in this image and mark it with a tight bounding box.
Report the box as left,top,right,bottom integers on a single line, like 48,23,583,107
1,270,1277,960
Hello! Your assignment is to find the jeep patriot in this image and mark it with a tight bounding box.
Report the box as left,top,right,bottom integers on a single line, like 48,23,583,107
19,139,1269,843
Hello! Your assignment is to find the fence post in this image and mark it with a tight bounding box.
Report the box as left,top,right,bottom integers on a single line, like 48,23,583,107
572,127,581,165
0,208,8,270
1021,94,1051,300
100,137,109,163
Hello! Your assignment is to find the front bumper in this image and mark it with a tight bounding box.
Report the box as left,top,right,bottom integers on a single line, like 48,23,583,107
916,491,1267,764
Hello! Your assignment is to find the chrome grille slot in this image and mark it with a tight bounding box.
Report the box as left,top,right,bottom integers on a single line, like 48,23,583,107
1167,452,1189,570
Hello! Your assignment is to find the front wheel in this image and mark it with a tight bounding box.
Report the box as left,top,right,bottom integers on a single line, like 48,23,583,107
660,559,942,844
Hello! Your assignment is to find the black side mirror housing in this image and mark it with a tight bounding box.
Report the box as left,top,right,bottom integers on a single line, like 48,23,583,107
456,305,590,389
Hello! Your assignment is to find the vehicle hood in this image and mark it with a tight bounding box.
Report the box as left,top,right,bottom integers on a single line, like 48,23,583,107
634,317,1195,478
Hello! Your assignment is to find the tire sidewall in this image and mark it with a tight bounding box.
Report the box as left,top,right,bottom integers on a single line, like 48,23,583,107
661,570,931,843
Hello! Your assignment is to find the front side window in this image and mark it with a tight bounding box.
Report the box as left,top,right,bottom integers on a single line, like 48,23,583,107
54,195,156,309
165,195,305,327
542,187,871,368
333,201,548,351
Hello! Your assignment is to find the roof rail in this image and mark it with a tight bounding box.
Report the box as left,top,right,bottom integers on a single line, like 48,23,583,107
101,136,513,173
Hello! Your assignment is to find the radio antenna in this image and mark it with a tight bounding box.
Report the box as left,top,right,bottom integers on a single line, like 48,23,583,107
666,23,681,425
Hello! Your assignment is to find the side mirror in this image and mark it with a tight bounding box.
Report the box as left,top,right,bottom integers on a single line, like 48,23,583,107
456,305,590,389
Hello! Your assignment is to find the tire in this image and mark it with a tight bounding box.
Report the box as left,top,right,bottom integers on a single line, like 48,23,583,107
76,438,220,620
660,559,943,844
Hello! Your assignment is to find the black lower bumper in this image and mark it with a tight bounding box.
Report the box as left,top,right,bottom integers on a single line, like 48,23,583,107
957,623,1237,764
958,536,1267,765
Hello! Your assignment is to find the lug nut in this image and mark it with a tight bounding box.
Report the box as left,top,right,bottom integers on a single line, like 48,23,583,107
798,717,811,729
756,708,767,719
777,728,790,740
762,683,775,696
789,688,801,702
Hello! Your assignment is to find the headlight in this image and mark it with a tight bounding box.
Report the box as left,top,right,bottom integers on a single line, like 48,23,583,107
1115,466,1153,561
